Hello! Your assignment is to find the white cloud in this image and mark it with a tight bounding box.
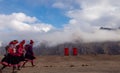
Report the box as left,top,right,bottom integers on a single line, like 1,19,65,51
0,12,54,42
0,12,54,32
52,0,120,28
52,0,78,10
52,2,65,9
1,0,120,46
33,23,53,32
52,2,74,9
12,13,37,23
50,0,120,45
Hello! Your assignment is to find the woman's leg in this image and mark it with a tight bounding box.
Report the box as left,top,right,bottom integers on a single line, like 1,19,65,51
12,65,16,73
31,60,35,67
0,65,7,70
22,61,27,67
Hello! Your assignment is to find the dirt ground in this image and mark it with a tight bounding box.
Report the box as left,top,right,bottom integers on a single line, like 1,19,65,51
0,55,120,73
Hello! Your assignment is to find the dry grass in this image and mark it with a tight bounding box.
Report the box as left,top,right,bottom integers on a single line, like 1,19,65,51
0,55,120,73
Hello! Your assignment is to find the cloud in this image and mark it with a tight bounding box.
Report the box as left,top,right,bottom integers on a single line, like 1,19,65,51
0,12,54,42
52,2,66,9
0,12,53,32
52,0,120,27
71,0,120,27
1,0,120,46
52,0,79,10
49,0,120,45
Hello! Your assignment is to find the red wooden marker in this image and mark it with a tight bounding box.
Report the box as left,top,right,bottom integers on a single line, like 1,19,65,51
73,48,78,56
64,48,69,56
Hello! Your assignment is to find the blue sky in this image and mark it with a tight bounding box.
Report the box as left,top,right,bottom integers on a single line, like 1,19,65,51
0,0,70,28
0,0,120,45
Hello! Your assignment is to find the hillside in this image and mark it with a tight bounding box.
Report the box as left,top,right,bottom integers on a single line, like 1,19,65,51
34,41,120,55
0,41,120,55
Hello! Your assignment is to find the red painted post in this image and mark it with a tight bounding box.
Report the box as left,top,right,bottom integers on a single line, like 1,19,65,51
73,48,78,56
64,48,69,56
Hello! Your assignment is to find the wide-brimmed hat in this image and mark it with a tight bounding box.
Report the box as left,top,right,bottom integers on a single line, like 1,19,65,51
9,40,18,45
30,40,34,44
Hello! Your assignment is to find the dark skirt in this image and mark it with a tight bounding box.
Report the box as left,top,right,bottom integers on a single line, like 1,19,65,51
18,54,25,62
1,55,9,65
1,54,19,65
25,54,35,60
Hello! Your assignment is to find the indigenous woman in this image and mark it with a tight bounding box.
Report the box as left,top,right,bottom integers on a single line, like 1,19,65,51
16,40,25,70
0,40,18,73
22,40,35,67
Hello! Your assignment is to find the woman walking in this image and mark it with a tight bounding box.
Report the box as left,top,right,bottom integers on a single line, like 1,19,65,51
0,40,19,73
16,40,25,70
22,40,35,67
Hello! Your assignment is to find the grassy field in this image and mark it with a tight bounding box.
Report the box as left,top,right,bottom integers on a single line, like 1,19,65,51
0,55,120,73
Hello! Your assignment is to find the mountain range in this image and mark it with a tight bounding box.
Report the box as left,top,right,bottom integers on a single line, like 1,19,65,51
34,41,120,55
